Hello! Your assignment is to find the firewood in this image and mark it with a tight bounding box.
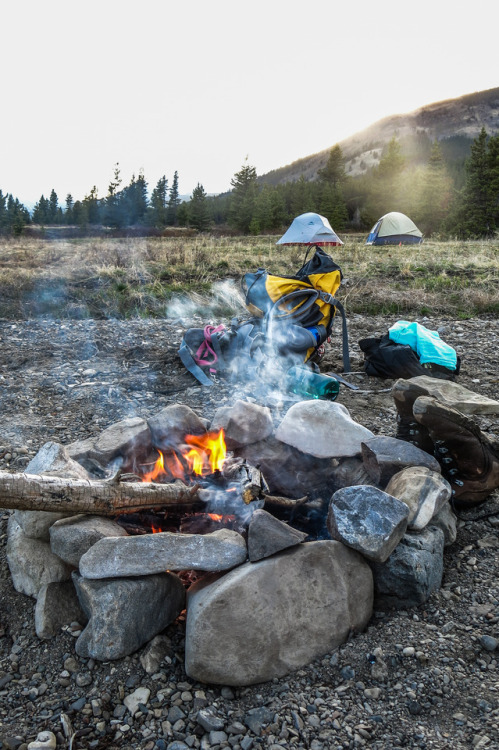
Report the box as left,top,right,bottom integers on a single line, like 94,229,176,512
0,471,199,515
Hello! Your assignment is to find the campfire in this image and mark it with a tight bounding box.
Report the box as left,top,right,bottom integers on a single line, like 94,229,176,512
140,428,228,483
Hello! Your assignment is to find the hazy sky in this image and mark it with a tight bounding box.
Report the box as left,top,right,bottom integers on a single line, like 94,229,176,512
2,0,498,206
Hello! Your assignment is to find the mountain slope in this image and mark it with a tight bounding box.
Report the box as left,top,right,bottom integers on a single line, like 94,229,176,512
260,86,499,185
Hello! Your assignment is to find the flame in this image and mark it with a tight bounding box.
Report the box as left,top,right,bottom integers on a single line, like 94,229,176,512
184,429,227,475
141,429,227,482
208,513,223,521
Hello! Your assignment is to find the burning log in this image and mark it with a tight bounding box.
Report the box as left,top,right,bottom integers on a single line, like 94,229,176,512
0,471,199,516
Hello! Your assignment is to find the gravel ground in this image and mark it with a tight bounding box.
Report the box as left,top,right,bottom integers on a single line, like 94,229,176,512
0,313,498,750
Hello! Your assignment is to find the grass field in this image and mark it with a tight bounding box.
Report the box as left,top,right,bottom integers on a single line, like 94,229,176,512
0,234,497,319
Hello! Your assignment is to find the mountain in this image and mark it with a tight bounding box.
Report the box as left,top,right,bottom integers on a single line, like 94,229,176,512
259,87,499,185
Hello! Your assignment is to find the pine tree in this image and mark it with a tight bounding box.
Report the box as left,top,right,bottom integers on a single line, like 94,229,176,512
65,194,74,225
189,183,211,231
229,159,259,234
317,145,346,189
49,189,59,223
457,128,493,237
167,171,180,226
105,163,124,228
84,186,100,225
149,176,168,228
32,195,50,225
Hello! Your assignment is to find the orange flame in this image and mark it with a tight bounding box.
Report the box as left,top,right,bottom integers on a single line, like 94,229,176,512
141,429,227,482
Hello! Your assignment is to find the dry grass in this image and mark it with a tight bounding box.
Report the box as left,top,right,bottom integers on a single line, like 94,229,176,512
0,234,497,319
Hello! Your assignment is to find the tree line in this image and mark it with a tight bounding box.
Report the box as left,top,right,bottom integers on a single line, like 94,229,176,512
1,128,498,239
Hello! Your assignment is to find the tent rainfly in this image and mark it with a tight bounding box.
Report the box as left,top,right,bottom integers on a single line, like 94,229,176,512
366,212,423,245
276,212,343,246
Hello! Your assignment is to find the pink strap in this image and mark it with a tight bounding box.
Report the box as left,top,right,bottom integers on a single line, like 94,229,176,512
194,324,226,369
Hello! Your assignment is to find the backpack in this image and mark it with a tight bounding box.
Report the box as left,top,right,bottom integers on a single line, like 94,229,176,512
359,332,460,381
178,246,351,386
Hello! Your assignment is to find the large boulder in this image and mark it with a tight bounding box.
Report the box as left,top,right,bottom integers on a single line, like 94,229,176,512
185,540,373,685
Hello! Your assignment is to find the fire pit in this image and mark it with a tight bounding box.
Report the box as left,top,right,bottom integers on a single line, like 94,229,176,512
3,398,455,685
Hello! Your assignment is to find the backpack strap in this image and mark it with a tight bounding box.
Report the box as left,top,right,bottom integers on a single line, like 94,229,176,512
178,338,215,386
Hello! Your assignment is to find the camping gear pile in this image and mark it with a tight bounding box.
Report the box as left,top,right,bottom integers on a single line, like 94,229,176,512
179,213,350,388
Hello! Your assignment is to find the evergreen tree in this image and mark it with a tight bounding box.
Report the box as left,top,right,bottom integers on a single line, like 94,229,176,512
0,191,6,234
487,132,499,229
32,195,50,225
317,145,346,189
189,183,211,231
149,175,168,228
105,163,124,228
73,200,89,229
456,128,493,237
289,176,315,217
167,171,180,226
48,189,59,223
84,186,101,225
65,194,74,225
229,159,259,234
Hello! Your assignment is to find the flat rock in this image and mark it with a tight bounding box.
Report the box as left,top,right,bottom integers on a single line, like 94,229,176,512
79,528,247,578
50,515,128,567
431,501,458,546
210,400,274,449
140,635,172,674
327,486,410,563
361,436,441,487
6,516,73,598
275,400,375,458
73,571,185,660
34,580,87,639
185,540,373,685
68,417,151,467
247,509,307,561
395,375,499,414
385,467,452,530
370,526,445,609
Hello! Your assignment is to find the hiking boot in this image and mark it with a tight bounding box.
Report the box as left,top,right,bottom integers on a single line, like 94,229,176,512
391,378,434,453
412,396,499,507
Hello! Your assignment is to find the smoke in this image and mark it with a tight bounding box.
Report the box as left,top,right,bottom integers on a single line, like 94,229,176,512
165,279,246,321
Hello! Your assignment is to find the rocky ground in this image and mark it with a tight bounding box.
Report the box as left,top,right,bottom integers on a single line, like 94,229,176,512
0,312,498,750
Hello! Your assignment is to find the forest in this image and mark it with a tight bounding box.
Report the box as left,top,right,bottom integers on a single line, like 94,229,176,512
1,127,498,240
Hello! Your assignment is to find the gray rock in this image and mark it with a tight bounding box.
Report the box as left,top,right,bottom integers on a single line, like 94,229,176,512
235,436,339,498
327,486,409,563
147,404,206,449
14,510,68,542
6,516,73,598
68,417,151,467
275,400,375,458
34,580,87,639
15,441,90,540
196,708,225,732
361,436,441,487
73,571,185,660
79,528,247,578
395,375,499,415
385,467,452,530
25,441,90,479
185,540,373,685
50,515,128,567
247,509,307,561
479,635,499,652
370,526,445,609
123,686,150,716
139,635,172,674
210,400,273,449
431,502,458,546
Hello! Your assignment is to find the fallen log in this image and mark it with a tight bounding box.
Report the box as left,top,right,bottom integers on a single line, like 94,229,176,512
0,471,200,515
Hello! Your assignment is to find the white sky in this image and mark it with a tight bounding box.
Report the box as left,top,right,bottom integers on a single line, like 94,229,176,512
2,0,498,205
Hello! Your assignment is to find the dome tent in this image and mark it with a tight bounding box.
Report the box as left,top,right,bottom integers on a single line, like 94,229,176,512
276,212,343,246
366,211,423,245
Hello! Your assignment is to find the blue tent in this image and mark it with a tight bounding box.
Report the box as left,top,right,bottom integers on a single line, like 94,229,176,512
277,212,343,246
366,212,423,245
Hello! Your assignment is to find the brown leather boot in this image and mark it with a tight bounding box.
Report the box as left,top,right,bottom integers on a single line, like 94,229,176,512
412,396,499,507
391,378,434,453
